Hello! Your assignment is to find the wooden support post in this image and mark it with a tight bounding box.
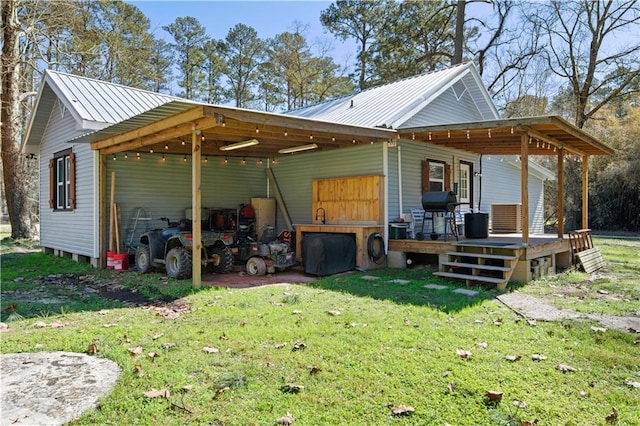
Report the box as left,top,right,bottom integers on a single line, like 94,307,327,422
557,148,564,238
521,133,529,244
582,155,588,229
192,128,202,289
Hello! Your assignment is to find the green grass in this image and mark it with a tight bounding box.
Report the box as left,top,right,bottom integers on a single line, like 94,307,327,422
1,242,639,425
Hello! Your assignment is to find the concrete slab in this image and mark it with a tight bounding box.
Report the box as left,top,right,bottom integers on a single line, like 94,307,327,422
453,288,480,297
423,284,448,290
360,275,380,281
0,351,121,425
390,279,411,285
497,292,581,321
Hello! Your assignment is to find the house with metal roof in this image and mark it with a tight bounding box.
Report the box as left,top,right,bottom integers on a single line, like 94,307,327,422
24,63,612,287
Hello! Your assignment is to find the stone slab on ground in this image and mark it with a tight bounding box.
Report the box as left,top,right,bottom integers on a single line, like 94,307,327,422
360,275,380,281
390,279,411,285
497,292,582,322
423,284,448,290
0,351,121,425
453,288,480,297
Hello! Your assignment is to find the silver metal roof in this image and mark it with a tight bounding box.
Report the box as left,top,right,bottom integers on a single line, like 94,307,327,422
287,62,499,128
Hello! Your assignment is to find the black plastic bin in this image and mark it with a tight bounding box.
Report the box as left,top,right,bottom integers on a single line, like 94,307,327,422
464,212,489,238
302,233,356,276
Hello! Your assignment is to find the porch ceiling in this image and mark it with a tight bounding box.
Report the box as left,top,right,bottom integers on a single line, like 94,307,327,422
398,115,614,157
89,103,396,158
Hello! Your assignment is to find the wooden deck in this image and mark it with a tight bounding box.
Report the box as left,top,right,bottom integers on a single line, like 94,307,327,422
388,233,572,285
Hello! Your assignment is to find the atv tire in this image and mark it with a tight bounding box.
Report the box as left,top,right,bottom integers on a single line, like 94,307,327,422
246,256,267,276
165,247,192,279
210,245,234,274
135,245,154,274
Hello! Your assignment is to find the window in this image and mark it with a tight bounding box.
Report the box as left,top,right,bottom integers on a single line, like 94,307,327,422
49,149,75,210
429,162,445,192
459,162,471,205
422,159,450,193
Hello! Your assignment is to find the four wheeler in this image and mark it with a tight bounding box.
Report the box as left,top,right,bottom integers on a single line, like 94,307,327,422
235,228,296,276
135,218,234,279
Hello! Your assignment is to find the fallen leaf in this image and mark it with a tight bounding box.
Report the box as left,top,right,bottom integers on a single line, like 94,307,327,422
182,385,193,392
34,321,47,328
87,342,99,355
521,420,539,426
292,342,306,351
326,310,341,316
162,342,176,349
597,289,609,295
557,363,577,372
474,319,484,324
292,310,303,315
219,332,229,340
456,349,472,360
590,326,607,333
605,407,618,422
214,386,230,398
276,412,295,425
580,390,588,397
441,370,451,377
0,323,9,333
103,323,117,328
476,342,488,349
203,346,219,354
531,353,547,361
50,321,66,328
505,355,521,362
280,383,304,394
513,399,527,408
309,366,322,375
447,382,455,394
147,352,159,358
486,390,503,402
493,318,504,326
134,365,145,377
128,346,143,356
626,381,640,388
143,388,170,398
152,333,164,340
389,404,415,416
274,342,287,349
527,319,537,326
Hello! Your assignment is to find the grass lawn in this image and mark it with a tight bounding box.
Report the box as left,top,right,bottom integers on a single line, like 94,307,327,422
1,238,639,425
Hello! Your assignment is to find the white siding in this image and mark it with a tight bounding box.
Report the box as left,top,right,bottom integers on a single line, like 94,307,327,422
39,100,98,257
271,144,384,228
480,156,546,234
106,155,268,245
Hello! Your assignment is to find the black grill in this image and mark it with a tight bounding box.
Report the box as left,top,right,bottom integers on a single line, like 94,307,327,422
422,191,458,213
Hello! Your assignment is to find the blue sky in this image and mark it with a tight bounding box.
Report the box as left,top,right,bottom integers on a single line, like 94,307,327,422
129,1,356,66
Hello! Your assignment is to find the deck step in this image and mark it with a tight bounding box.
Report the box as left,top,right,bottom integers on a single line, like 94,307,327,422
433,271,506,285
445,251,519,261
441,261,511,272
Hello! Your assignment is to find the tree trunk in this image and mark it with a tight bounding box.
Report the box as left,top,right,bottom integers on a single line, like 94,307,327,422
1,0,36,239
452,0,465,65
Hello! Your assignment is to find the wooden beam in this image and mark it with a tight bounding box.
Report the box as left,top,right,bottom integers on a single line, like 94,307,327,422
92,107,210,150
100,116,216,155
582,155,589,229
218,108,395,140
557,148,564,238
192,128,202,289
521,133,529,244
521,125,585,156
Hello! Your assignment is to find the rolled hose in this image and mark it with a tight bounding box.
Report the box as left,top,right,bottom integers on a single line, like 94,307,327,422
367,232,385,264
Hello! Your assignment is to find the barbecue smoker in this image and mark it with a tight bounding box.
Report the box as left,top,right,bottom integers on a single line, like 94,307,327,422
417,191,460,241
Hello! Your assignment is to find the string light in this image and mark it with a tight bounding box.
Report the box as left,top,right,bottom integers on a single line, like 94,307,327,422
183,155,187,162
112,154,116,160
428,132,432,141
124,152,128,159
510,127,514,134
310,133,313,140
536,141,540,148
284,129,288,137
257,158,263,165
332,136,336,142
181,139,185,146
447,130,450,138
255,126,259,134
370,140,374,144
352,138,356,144
488,129,492,138
201,135,205,142
150,148,154,153
204,156,208,163
241,158,246,165
162,154,166,161
411,132,415,140
466,130,470,139
272,158,278,165
136,152,141,159
224,156,228,164
165,143,169,150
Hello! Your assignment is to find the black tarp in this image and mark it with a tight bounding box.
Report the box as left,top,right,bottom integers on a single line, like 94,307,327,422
302,233,356,276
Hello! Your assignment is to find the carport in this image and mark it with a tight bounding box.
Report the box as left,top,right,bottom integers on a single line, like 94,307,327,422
83,102,396,287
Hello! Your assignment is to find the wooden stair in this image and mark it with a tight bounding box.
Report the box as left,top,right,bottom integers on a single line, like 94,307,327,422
433,244,523,291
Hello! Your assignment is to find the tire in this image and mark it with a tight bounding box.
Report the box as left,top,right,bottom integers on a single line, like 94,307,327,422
246,256,267,276
165,247,192,279
210,245,234,274
135,245,154,274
